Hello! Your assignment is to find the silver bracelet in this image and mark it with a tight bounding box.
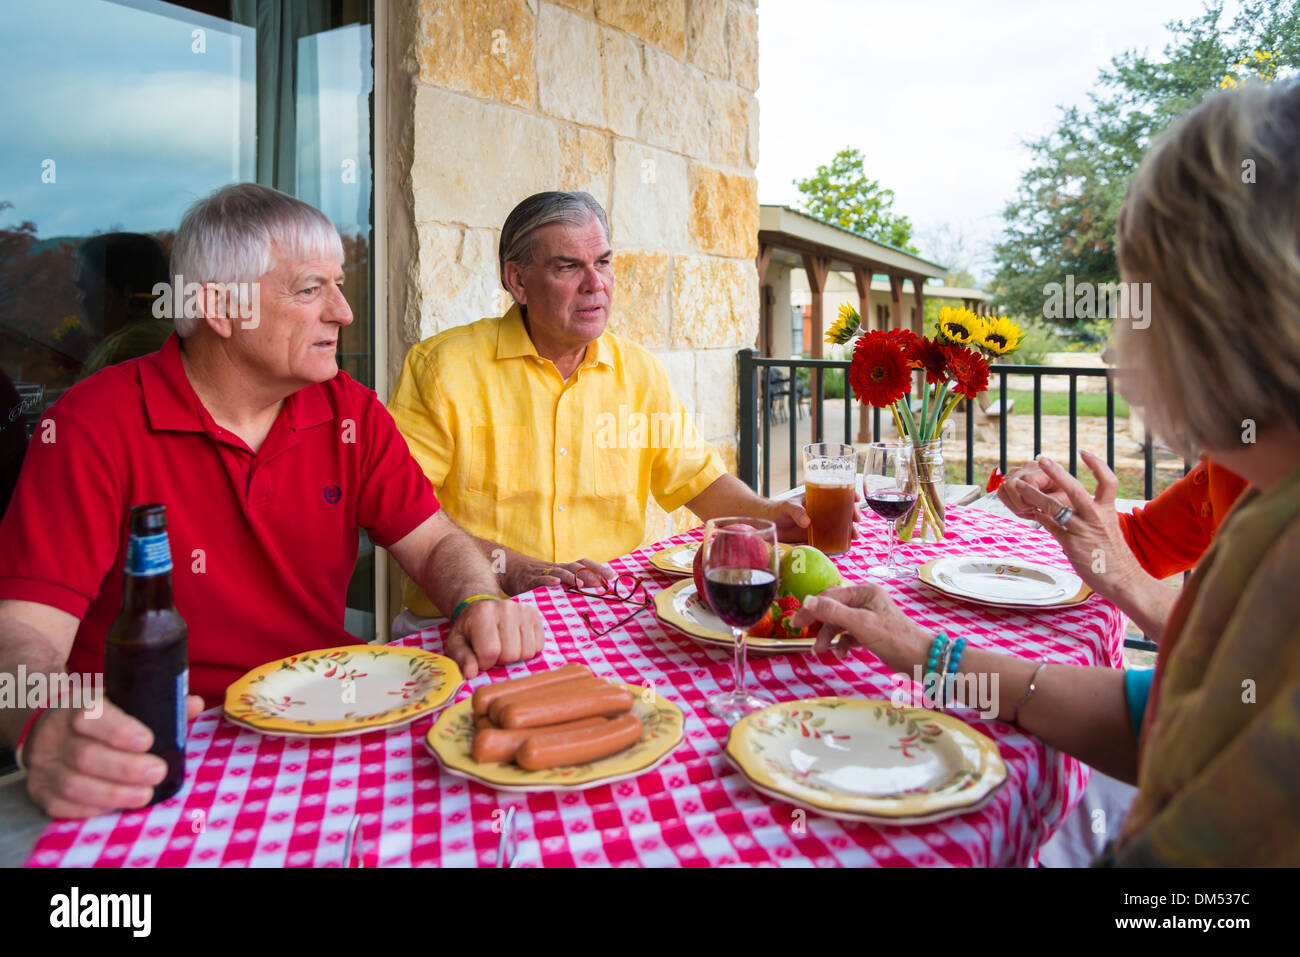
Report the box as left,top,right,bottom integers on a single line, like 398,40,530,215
1014,662,1048,723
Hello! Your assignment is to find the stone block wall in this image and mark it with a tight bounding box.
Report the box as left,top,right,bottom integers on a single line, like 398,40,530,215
387,0,761,547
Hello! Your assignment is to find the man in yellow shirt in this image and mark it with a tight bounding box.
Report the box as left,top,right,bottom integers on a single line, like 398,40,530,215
388,191,812,628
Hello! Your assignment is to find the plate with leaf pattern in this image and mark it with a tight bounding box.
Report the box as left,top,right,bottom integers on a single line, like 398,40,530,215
224,645,462,737
725,697,1007,824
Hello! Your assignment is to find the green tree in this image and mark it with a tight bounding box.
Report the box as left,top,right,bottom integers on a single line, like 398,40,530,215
793,147,918,252
992,0,1300,322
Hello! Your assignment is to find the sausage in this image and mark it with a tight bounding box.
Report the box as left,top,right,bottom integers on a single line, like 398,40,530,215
516,714,644,770
470,716,608,764
498,682,634,729
471,663,592,717
486,676,608,725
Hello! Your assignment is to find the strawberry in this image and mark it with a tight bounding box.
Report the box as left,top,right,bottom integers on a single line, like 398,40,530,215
748,604,777,638
772,595,819,640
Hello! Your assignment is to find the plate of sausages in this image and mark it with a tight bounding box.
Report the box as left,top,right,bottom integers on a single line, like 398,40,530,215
425,663,685,792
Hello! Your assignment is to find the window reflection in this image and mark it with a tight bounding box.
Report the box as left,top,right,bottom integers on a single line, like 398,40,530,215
0,0,376,637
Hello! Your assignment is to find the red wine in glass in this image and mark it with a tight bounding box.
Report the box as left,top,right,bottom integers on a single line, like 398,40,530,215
701,517,779,724
865,490,918,522
704,568,778,628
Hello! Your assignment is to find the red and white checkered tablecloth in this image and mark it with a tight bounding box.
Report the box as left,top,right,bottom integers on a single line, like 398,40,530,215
25,507,1125,867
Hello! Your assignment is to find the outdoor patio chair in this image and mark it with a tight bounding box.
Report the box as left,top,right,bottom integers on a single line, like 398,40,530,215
765,369,806,423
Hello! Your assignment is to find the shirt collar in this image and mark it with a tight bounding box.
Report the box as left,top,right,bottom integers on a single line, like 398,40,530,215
496,303,612,369
140,333,334,435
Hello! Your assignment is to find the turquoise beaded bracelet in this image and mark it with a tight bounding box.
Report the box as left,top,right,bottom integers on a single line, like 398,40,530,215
925,632,951,708
942,638,968,708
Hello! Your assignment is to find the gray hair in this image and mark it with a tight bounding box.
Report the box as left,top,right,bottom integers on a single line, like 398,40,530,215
1115,80,1300,456
170,183,343,337
498,191,610,290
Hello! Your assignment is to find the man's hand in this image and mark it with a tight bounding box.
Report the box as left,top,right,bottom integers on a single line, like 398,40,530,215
503,556,614,595
24,695,204,819
768,497,812,543
772,489,864,544
443,598,546,680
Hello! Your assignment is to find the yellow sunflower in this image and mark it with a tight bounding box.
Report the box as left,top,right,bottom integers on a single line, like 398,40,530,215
826,301,862,344
979,316,1025,356
935,306,984,346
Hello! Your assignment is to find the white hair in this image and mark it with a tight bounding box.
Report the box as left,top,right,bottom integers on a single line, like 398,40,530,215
169,183,344,337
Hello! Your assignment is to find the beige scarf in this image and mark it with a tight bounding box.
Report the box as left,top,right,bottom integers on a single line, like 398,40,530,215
1114,463,1300,865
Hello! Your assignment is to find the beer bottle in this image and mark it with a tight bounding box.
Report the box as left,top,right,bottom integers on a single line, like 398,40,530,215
105,503,189,804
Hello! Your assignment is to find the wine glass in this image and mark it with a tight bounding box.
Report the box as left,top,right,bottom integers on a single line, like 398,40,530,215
700,517,780,724
863,442,918,579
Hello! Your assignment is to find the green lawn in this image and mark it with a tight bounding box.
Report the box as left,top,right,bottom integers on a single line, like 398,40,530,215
1002,389,1129,418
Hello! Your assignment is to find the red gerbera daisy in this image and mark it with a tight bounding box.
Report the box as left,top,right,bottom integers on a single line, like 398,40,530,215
850,332,913,407
909,337,948,384
941,344,990,399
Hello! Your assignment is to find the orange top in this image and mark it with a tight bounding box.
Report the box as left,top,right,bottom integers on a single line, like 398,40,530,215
1117,458,1249,580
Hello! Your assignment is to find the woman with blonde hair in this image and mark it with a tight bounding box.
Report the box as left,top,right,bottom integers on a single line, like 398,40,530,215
796,79,1300,865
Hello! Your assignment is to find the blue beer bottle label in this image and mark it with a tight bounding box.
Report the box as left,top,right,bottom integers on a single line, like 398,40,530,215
126,531,173,576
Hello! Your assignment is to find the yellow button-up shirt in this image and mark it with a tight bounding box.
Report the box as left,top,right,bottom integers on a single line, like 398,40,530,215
388,305,726,616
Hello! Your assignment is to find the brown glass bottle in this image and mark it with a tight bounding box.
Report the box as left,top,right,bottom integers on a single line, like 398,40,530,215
105,504,189,804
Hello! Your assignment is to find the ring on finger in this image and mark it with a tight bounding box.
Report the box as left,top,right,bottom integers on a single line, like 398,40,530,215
1053,506,1074,529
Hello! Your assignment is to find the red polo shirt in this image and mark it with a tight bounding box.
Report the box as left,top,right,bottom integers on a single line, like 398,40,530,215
0,335,439,702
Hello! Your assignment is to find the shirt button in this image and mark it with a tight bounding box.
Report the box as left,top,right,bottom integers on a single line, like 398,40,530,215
1192,469,1207,486
558,505,566,512
559,448,567,455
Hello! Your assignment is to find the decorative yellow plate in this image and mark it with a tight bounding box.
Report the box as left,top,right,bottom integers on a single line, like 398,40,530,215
652,579,815,655
918,557,1091,609
224,645,462,737
725,698,1007,824
649,541,792,576
425,683,684,792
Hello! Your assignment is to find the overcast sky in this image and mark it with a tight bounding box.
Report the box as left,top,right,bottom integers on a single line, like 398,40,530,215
755,0,1233,282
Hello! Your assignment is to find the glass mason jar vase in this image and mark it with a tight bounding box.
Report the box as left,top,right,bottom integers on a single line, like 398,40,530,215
896,438,946,542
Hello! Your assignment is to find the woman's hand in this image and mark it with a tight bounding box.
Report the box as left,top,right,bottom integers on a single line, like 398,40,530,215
790,582,931,671
996,458,1071,521
1003,451,1142,599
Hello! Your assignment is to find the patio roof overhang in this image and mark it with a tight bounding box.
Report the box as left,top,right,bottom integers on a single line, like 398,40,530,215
756,206,961,365
758,204,948,282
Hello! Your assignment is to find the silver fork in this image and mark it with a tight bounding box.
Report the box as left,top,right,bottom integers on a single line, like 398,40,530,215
495,805,518,868
343,813,364,867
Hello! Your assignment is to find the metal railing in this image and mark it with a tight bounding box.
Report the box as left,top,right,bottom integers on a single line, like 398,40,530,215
738,349,1186,497
737,349,1189,654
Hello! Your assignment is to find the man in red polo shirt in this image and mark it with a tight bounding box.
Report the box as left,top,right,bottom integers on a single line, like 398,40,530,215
0,184,545,818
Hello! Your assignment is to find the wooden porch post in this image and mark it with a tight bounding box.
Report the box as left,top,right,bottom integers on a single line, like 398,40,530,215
912,276,925,335
849,264,873,442
852,265,872,333
802,253,830,439
889,273,904,332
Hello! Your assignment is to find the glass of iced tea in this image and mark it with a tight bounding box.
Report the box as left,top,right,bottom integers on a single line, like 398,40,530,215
802,443,857,555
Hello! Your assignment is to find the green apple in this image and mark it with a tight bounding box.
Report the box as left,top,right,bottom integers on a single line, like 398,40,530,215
779,545,843,602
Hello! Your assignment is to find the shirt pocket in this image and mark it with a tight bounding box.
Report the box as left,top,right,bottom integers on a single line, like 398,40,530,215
468,425,530,500
593,444,641,505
